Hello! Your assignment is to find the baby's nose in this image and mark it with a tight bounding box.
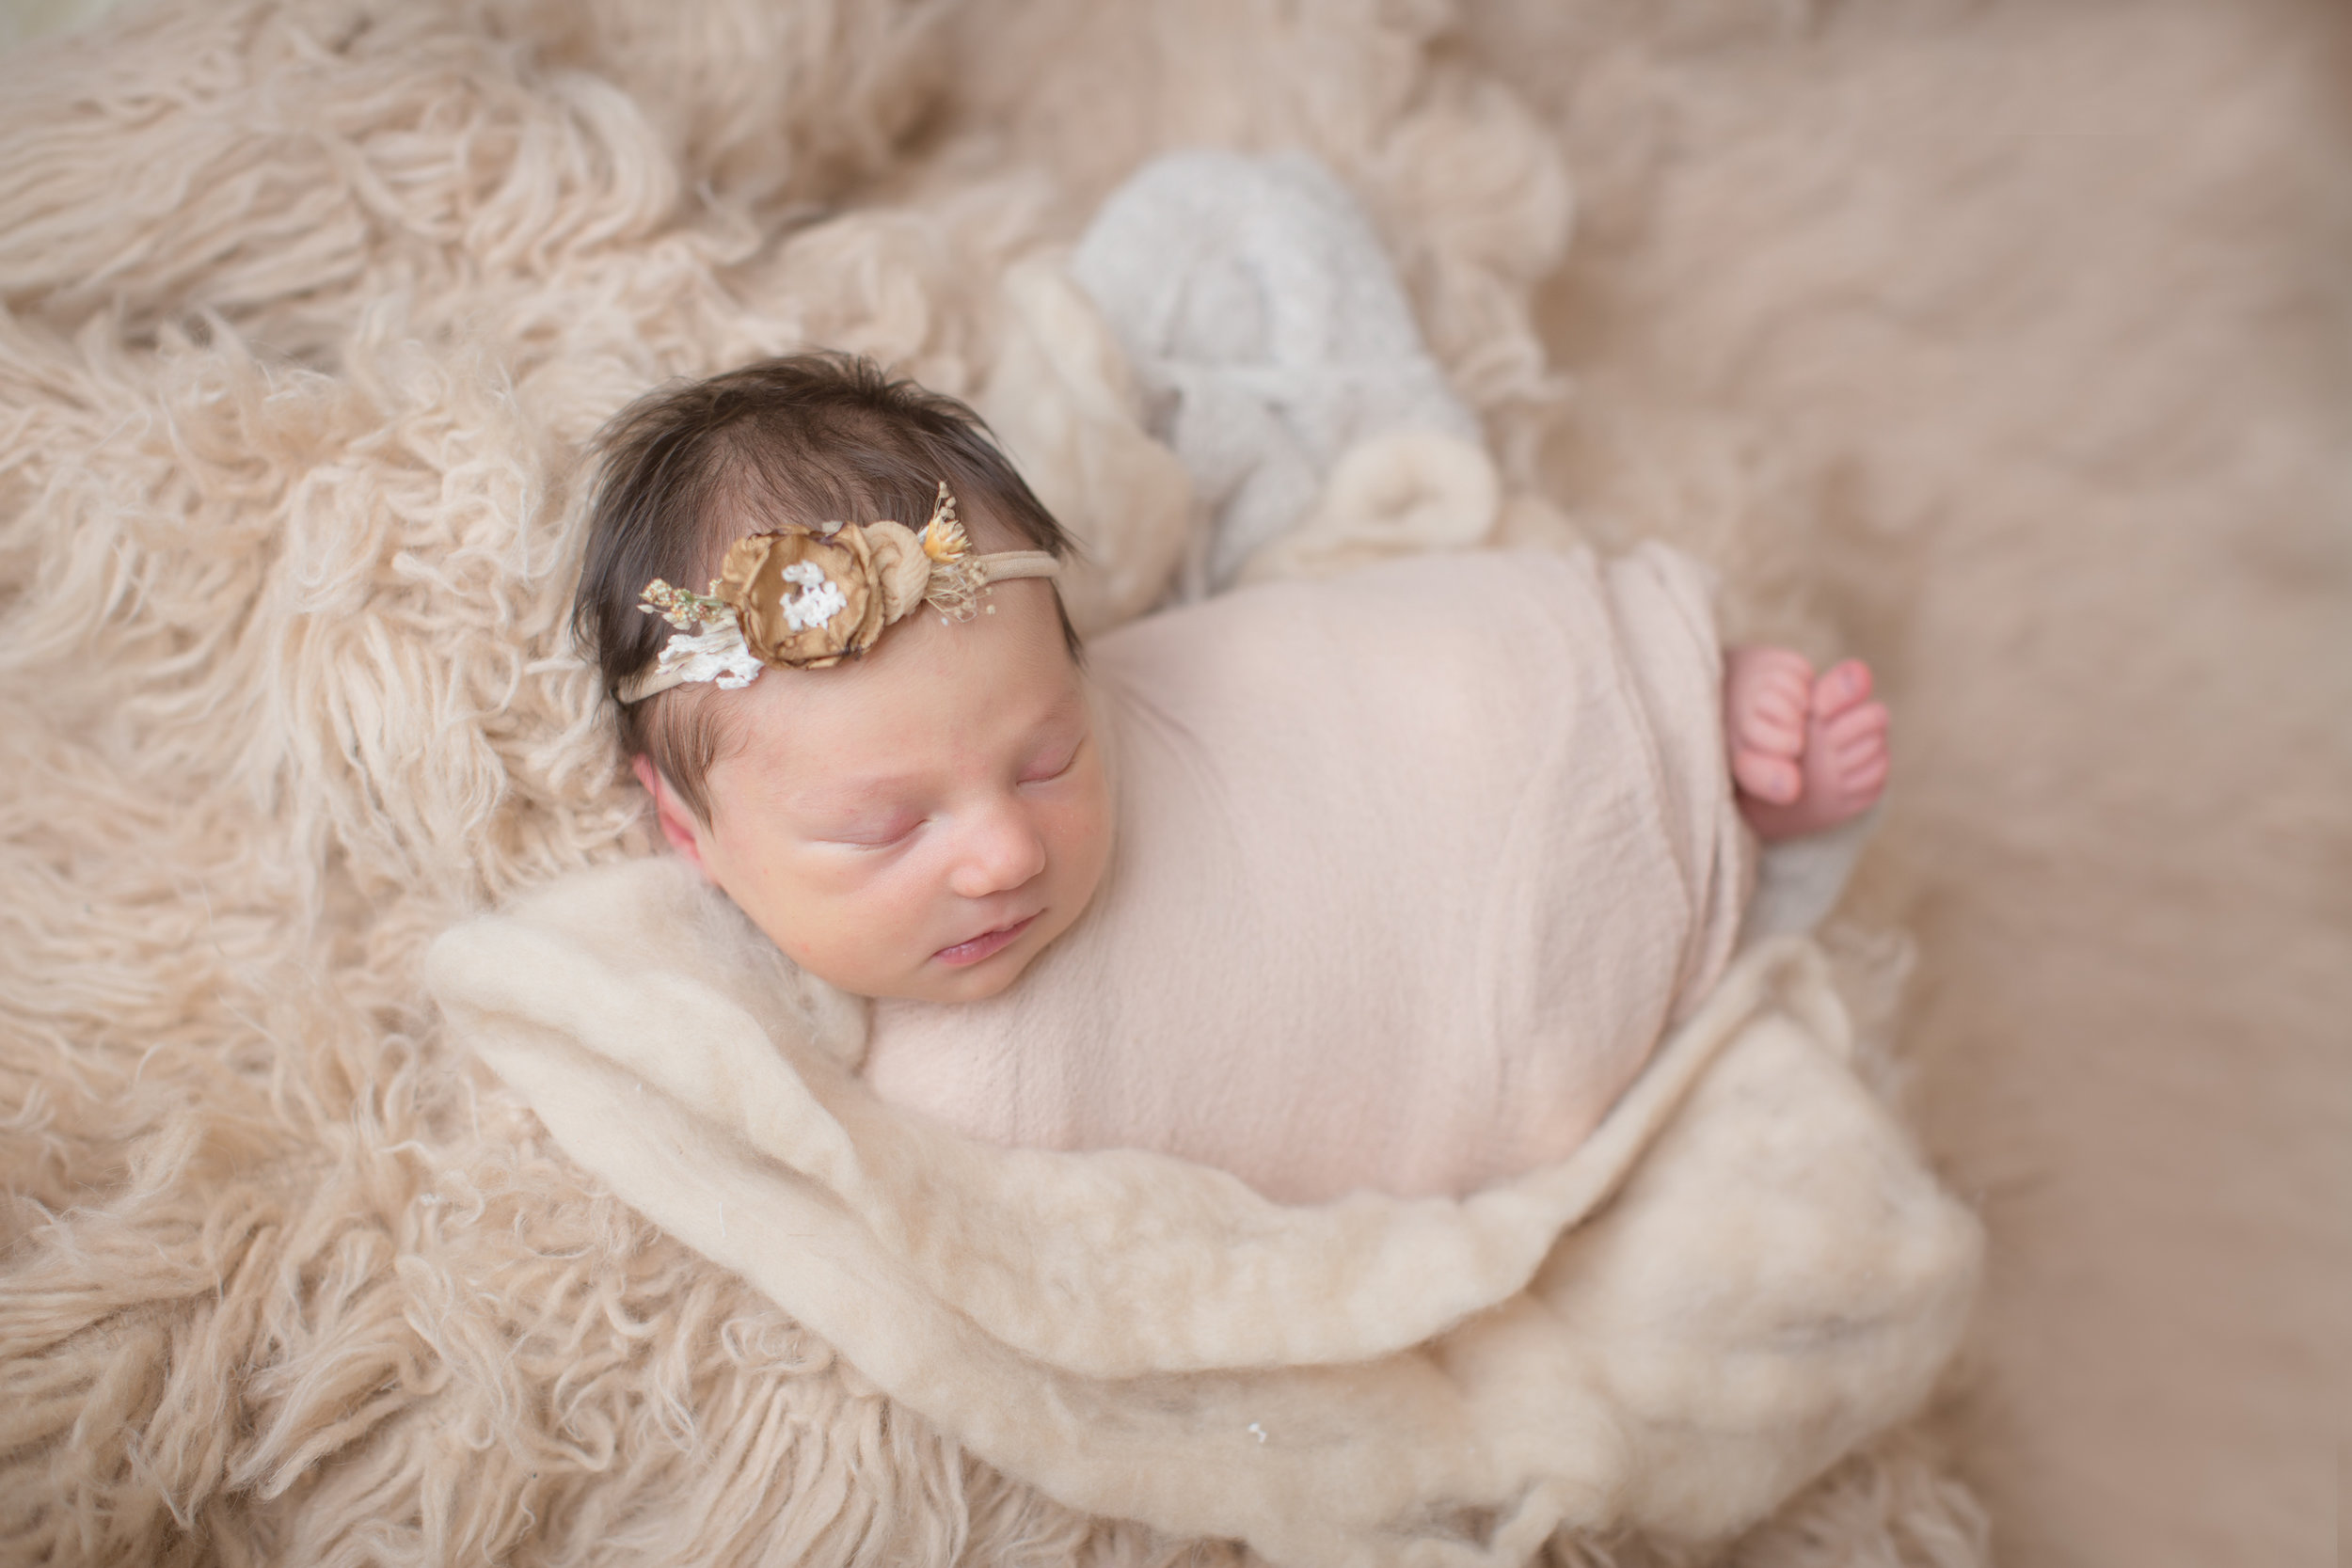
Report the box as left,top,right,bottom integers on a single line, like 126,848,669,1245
946,801,1047,899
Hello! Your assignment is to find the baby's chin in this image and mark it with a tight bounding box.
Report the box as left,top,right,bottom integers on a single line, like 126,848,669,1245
904,953,1039,1004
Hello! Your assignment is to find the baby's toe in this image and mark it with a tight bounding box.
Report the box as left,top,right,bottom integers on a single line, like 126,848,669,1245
1811,658,1877,721
1820,698,1890,753
1740,699,1806,757
1838,744,1891,789
1822,702,1891,800
1764,671,1812,729
1836,735,1890,779
1733,748,1804,806
1729,653,1812,755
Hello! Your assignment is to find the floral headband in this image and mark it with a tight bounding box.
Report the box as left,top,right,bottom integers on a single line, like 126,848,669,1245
615,483,1060,704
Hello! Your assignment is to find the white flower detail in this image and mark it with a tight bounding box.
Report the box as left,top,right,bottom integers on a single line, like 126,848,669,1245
778,561,848,632
651,614,765,690
635,576,768,692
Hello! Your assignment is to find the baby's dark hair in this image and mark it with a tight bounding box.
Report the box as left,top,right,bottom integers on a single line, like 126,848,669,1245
574,352,1078,821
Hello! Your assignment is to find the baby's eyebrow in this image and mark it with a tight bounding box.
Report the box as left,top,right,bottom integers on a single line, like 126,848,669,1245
777,688,1088,816
787,775,926,816
1025,688,1091,734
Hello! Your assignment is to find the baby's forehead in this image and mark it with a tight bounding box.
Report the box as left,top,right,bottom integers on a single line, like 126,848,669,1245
716,581,1082,781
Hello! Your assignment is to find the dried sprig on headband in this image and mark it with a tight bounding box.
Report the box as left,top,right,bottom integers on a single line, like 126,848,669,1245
914,483,981,621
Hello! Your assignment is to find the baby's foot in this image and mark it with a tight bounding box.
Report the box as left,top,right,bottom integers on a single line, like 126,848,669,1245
1729,654,1892,842
1724,646,1815,807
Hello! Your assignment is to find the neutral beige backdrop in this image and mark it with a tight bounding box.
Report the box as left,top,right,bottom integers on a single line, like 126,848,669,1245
2,0,2341,1561
1449,2,2350,1564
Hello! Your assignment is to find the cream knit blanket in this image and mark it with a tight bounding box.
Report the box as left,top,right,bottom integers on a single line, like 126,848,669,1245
430,847,1979,1567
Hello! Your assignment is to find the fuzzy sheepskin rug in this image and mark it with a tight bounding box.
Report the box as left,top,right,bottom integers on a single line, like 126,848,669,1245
1,0,2340,1563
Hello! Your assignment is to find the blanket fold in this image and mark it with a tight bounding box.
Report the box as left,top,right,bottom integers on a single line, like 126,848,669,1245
430,856,1979,1566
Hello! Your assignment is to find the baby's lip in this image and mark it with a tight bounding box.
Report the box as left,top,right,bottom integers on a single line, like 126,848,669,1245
932,911,1040,968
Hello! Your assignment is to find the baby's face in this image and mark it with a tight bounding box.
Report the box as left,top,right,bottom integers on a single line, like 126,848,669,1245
640,578,1112,1003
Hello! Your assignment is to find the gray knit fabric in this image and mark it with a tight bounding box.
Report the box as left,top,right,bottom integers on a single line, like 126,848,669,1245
1073,150,1482,593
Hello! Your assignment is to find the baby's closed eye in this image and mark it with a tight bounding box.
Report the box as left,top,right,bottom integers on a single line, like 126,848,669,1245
818,810,926,849
1021,736,1083,784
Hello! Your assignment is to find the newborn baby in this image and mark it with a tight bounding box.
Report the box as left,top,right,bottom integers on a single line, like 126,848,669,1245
579,354,1888,1202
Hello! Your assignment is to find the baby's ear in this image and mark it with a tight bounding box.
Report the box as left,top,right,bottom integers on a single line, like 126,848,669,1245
631,755,714,876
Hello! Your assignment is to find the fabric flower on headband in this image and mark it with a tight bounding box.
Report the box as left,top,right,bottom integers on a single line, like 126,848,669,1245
618,483,1060,703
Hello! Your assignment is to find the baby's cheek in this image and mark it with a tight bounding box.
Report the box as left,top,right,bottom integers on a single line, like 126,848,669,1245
730,888,830,974
765,919,830,972
1045,765,1115,895
796,882,937,992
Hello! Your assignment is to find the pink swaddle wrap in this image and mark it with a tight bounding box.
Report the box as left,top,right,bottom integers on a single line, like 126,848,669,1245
864,545,1753,1202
